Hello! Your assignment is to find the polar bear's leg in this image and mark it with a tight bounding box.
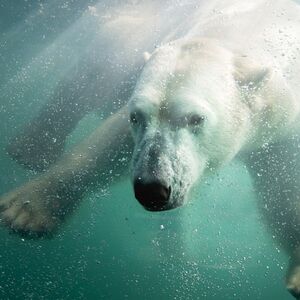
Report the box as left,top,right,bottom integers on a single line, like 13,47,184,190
245,136,300,298
7,94,94,172
7,62,139,172
6,74,100,172
0,106,133,236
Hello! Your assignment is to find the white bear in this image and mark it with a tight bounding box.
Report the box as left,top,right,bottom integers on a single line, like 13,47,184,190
1,0,300,298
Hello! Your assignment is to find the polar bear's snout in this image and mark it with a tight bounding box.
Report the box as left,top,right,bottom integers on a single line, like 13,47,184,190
130,131,180,211
134,179,171,211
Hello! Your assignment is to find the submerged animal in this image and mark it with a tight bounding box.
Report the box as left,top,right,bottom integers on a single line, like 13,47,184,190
1,0,300,297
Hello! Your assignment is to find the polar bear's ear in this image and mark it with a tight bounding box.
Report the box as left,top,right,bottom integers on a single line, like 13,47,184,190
143,51,152,62
234,56,271,89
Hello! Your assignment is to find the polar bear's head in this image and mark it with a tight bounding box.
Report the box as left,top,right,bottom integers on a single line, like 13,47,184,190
128,38,255,211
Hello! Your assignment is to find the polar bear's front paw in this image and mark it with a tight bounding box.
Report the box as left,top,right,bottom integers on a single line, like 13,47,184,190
0,182,64,237
287,266,300,299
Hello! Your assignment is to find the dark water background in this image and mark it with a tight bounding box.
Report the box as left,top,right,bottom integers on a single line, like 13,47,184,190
0,1,294,299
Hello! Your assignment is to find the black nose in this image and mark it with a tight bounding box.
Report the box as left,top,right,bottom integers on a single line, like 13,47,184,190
134,180,171,211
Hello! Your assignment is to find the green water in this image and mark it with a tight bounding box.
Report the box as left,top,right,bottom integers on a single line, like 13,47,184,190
0,1,295,299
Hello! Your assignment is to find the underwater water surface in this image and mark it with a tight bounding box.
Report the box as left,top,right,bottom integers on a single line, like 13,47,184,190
0,1,296,299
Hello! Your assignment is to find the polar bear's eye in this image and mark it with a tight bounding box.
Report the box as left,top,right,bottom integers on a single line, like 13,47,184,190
130,112,138,124
188,114,205,126
130,111,145,126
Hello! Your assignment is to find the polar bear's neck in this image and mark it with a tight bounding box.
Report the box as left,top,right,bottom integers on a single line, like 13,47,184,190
239,69,300,152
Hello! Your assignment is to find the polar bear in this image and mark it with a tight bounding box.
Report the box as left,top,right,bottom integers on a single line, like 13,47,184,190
1,0,300,298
